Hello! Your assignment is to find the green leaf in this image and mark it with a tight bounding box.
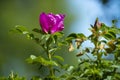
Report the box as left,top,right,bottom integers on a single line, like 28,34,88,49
110,28,120,34
106,76,112,80
27,33,34,39
26,55,36,64
65,37,74,43
65,33,77,42
46,35,53,45
49,48,57,54
101,60,112,68
7,71,26,80
66,33,86,43
105,48,113,53
100,40,107,44
30,55,37,59
58,41,67,47
10,25,36,40
26,55,58,66
53,35,58,44
77,33,86,40
107,41,116,50
111,65,119,68
114,73,120,79
67,33,77,38
67,66,74,72
53,55,64,62
52,32,64,43
53,32,64,37
54,68,60,73
108,31,116,38
39,34,51,44
32,28,44,34
114,51,120,59
61,64,71,70
15,25,29,34
44,34,51,40
103,32,115,40
36,56,57,66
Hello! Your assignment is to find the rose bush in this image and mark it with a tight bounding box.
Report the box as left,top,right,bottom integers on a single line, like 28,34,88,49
1,13,120,80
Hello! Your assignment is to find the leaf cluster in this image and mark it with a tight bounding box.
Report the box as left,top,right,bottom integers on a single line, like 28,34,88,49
8,18,120,80
62,18,120,80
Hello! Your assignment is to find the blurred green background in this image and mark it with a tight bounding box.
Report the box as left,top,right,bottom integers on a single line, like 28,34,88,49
0,0,119,78
0,0,77,78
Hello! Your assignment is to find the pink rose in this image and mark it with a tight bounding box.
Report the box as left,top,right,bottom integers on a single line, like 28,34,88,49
39,12,65,34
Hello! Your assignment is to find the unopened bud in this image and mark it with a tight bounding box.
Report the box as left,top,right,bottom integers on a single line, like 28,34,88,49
97,22,102,29
94,18,102,29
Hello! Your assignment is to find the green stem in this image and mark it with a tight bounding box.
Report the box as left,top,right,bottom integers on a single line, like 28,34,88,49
46,43,54,78
94,33,101,66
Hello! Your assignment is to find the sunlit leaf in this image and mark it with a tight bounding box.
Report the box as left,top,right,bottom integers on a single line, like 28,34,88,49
57,41,67,47
49,48,57,54
26,55,58,66
65,33,77,43
103,33,115,40
67,33,77,38
53,32,64,37
109,31,116,38
77,33,86,40
35,56,58,66
15,25,29,34
53,55,64,62
30,55,37,60
65,37,74,43
27,33,34,39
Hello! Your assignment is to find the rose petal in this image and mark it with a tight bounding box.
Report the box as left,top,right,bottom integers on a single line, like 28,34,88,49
50,14,65,34
39,12,50,33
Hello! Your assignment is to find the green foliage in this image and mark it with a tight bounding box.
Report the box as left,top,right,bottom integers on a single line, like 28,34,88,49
26,55,58,66
0,71,26,80
66,33,86,43
8,18,120,80
63,18,120,80
10,26,66,80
